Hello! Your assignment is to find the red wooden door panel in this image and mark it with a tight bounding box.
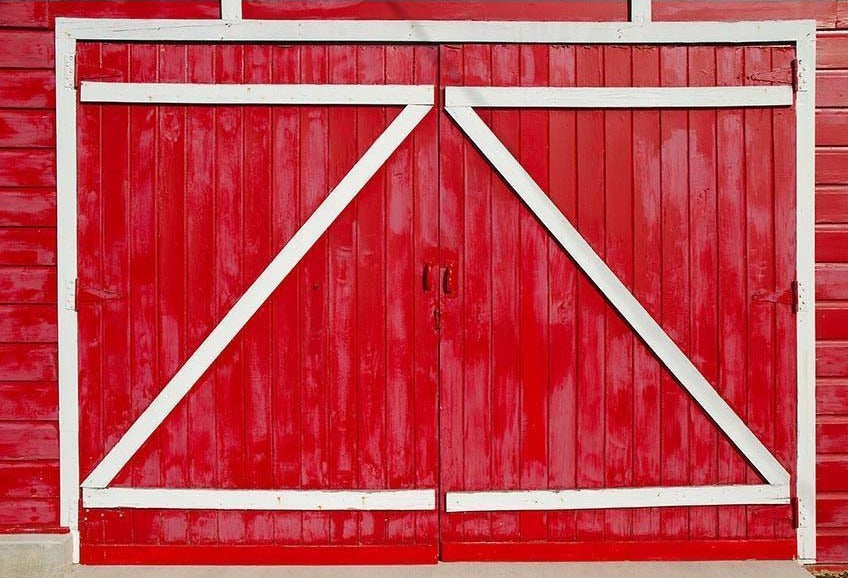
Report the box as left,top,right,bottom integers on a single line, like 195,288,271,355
76,42,440,564
438,44,798,561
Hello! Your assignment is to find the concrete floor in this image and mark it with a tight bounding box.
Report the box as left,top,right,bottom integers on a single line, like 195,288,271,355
66,561,812,578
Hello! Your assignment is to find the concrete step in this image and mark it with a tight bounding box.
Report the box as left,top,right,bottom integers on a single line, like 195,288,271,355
66,561,812,578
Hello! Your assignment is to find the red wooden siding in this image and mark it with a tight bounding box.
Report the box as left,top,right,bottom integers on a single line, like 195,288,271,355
0,0,846,564
815,22,848,561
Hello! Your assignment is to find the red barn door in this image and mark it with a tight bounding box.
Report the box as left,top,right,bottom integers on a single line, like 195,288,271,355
75,42,440,564
437,43,799,561
75,37,800,564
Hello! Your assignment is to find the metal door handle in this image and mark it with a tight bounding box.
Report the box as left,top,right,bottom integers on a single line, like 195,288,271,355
443,264,455,295
422,262,433,292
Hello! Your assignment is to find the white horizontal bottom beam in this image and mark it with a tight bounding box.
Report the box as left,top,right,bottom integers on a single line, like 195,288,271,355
84,488,437,511
80,82,435,106
446,484,789,512
445,86,793,108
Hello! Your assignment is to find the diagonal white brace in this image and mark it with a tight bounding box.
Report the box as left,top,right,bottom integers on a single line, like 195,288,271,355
445,104,791,487
82,103,432,489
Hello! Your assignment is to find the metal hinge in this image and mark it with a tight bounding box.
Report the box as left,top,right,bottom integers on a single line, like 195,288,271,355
63,53,75,89
791,496,800,529
751,281,799,313
747,61,796,90
791,280,800,313
72,280,123,310
795,57,810,92
64,279,77,311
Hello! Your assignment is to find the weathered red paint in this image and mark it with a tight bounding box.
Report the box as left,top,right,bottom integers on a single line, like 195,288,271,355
81,544,438,565
440,539,798,562
0,0,846,564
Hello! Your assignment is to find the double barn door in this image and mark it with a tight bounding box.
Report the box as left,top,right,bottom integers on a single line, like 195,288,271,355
75,40,798,563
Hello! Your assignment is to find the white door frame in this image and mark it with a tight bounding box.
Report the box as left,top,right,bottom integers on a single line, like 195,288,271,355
55,16,816,562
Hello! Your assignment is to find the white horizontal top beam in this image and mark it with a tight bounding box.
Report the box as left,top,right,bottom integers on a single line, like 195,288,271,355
81,82,435,106
56,18,813,44
446,85,793,108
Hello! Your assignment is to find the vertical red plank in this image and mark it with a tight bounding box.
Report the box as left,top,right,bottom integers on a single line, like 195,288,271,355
574,44,605,542
77,40,104,547
659,45,690,540
242,44,274,544
128,43,162,546
412,44,439,548
215,44,246,544
438,43,465,546
489,43,521,544
185,43,218,546
744,46,777,541
770,45,797,541
518,44,549,543
687,45,719,540
157,43,189,546
327,44,358,546
269,45,303,545
384,45,417,545
602,44,634,540
355,44,387,546
715,45,748,540
631,45,663,540
459,44,492,542
546,43,577,543
98,42,133,545
299,44,330,546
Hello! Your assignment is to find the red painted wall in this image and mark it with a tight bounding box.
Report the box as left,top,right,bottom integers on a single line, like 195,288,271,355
0,0,846,562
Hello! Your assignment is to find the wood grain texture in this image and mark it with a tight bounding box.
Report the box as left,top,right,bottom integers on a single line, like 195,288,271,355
0,267,55,303
817,111,848,146
0,421,57,460
0,151,54,187
0,189,56,227
0,499,58,526
818,33,848,68
818,149,848,185
0,30,52,67
0,462,58,497
0,111,54,148
0,304,55,342
0,228,55,266
0,1,48,28
819,72,848,107
0,381,57,420
0,70,54,108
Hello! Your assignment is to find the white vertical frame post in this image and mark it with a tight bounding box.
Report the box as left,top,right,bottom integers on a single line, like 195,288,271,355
220,0,242,20
795,30,817,564
55,31,79,563
630,0,652,23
